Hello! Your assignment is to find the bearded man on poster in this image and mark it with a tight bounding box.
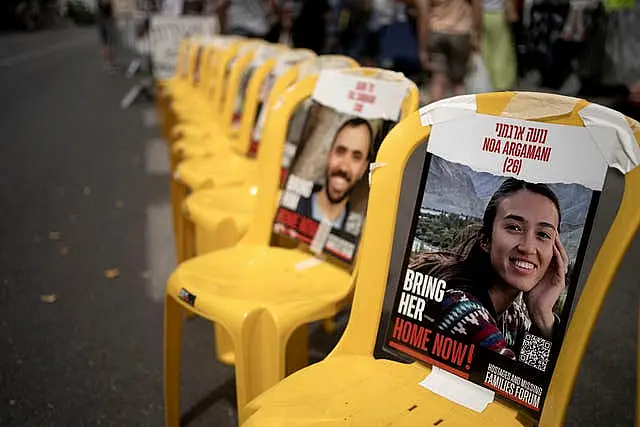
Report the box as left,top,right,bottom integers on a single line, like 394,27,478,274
297,117,373,233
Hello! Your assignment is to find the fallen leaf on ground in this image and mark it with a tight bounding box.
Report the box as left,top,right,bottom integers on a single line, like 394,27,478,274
83,186,91,196
115,199,124,209
60,246,70,255
40,294,57,303
48,231,62,240
104,268,120,279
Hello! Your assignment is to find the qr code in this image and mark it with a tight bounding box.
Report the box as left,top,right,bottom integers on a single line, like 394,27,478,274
518,332,552,372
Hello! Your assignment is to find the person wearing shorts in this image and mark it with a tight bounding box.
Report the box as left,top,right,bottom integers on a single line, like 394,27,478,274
411,0,482,101
96,0,117,70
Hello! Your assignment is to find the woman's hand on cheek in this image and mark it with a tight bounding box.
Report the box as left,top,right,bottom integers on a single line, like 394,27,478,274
525,237,569,338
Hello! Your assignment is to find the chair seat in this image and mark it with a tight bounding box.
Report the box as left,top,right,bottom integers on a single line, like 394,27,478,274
171,100,211,118
167,245,352,307
243,355,526,427
158,78,186,97
187,186,256,226
166,88,198,106
171,121,221,142
170,105,214,128
173,134,235,160
176,154,257,190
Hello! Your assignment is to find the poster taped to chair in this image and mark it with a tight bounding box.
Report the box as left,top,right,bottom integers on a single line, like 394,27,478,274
279,57,358,186
230,45,281,129
247,51,315,157
381,113,606,419
272,70,409,264
149,15,218,80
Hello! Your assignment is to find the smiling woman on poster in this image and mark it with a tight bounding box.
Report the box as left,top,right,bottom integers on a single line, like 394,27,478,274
297,117,373,231
410,178,569,359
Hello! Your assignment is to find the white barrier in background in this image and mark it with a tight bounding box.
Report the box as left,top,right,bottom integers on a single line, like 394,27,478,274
116,14,218,109
149,15,219,80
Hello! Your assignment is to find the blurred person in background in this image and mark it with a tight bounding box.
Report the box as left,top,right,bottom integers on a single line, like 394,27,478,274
290,0,332,54
369,0,424,77
215,0,282,42
481,0,517,91
415,0,483,101
577,0,640,120
600,0,640,119
96,0,117,71
329,0,373,61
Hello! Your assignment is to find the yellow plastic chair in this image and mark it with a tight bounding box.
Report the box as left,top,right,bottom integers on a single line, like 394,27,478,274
181,55,360,261
168,41,278,182
171,43,294,161
171,48,313,262
164,68,420,426
167,38,227,117
156,37,197,99
167,38,257,150
165,37,224,109
239,92,640,426
159,36,244,148
156,37,204,142
167,40,264,242
179,55,361,340
177,55,358,260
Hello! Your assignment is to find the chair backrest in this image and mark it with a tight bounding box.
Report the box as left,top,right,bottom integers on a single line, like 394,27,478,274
209,42,274,142
259,55,361,188
174,38,192,80
226,44,290,141
197,37,248,109
193,40,226,99
324,92,640,425
242,67,420,269
177,38,200,82
177,35,226,90
190,40,213,88
201,38,251,109
243,49,317,157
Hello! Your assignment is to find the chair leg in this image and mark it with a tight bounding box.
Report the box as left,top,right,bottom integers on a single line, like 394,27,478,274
214,323,236,365
172,182,190,264
286,324,309,376
230,310,265,423
322,317,336,335
235,315,308,425
170,177,182,262
181,205,196,262
164,296,184,427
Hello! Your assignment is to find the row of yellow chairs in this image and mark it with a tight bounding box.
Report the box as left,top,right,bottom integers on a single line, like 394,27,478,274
156,34,640,427
157,34,419,425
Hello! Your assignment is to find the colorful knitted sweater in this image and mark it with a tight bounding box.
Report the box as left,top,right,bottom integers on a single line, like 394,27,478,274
434,288,532,360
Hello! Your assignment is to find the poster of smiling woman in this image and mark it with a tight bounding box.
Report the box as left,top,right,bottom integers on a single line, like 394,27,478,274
380,111,622,419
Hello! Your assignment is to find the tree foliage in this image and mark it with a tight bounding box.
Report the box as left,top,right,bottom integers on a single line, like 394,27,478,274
414,213,480,250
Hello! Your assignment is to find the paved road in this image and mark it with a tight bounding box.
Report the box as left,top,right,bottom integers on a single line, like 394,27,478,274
0,26,637,427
